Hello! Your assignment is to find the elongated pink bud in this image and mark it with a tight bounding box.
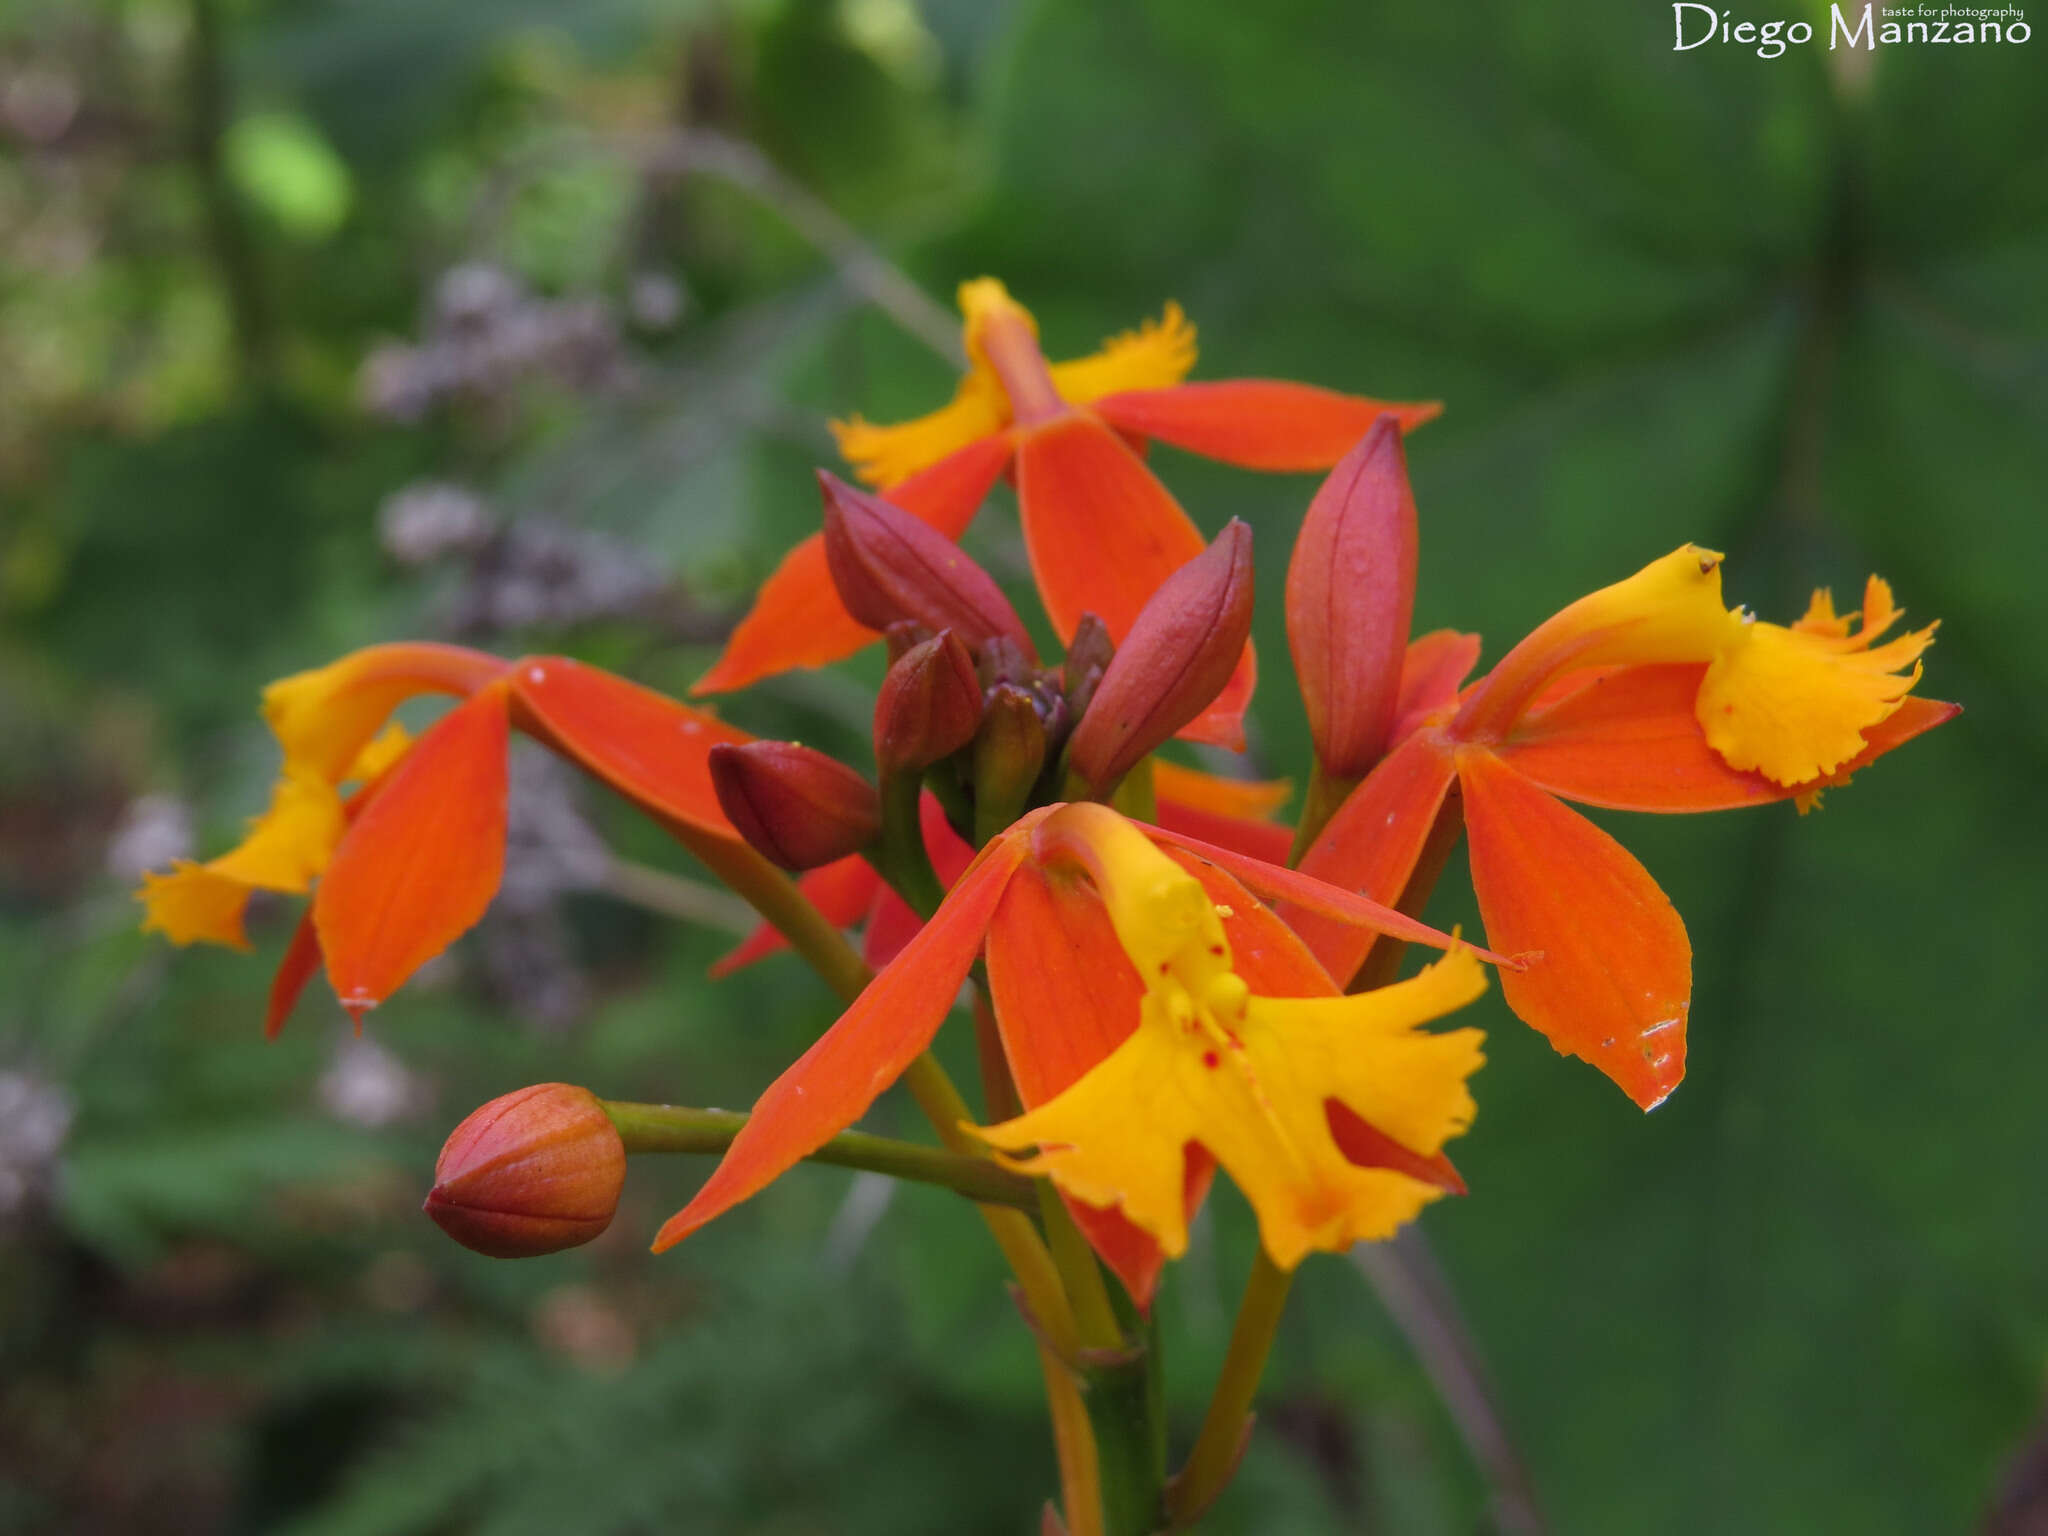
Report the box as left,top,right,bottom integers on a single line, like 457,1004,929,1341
819,472,1035,659
1285,416,1417,778
425,1084,625,1258
1067,521,1255,792
709,741,880,870
875,629,985,775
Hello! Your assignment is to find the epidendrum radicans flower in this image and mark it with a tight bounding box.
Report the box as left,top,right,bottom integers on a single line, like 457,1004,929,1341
656,801,1501,1295
1292,535,1953,1108
697,278,1440,749
139,643,755,1031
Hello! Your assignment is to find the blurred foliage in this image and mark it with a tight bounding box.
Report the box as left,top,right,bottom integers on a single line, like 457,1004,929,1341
1,0,2042,1533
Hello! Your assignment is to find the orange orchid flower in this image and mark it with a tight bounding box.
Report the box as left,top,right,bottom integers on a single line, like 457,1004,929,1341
140,643,753,1030
697,278,1439,752
1295,547,1956,1109
655,802,1503,1301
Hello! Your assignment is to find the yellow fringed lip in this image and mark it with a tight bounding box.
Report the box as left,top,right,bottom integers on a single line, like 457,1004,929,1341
830,277,1199,489
1451,546,1939,790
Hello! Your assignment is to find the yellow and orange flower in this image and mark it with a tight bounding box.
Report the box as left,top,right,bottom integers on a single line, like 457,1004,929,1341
1295,547,1954,1108
697,279,1439,750
655,802,1499,1296
140,643,754,1031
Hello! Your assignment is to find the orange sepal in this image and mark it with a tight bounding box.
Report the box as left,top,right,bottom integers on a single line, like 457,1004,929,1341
710,855,880,978
265,910,325,1039
651,830,1029,1252
694,435,1013,695
1327,1104,1466,1195
1291,730,1461,985
1013,414,1255,747
1388,630,1484,744
512,657,750,838
1458,748,1689,1109
1091,381,1440,472
314,689,512,1018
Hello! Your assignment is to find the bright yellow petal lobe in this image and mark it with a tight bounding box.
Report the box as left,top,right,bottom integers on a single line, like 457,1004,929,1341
974,803,1486,1271
348,721,412,783
138,765,347,948
829,278,1197,490
1047,301,1197,405
1455,550,1939,791
1698,579,1936,784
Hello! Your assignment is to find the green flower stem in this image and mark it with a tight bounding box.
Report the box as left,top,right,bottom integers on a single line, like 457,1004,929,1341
1288,758,1360,867
1166,1250,1293,1529
875,767,947,919
1038,1183,1164,1535
1087,1348,1167,1536
601,1100,1040,1209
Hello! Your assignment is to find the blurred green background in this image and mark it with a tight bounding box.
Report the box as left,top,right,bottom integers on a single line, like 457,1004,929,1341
3,1,2043,1531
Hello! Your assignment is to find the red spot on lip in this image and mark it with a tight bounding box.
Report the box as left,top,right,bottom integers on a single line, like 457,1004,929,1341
1202,1050,1219,1069
1208,945,1225,956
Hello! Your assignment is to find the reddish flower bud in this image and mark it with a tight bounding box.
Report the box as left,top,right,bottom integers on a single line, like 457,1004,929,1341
425,1084,625,1259
875,630,985,775
709,741,880,870
1285,416,1417,777
818,472,1036,660
1067,521,1255,793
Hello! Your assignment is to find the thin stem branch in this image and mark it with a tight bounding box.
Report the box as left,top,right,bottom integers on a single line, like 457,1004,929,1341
595,858,756,934
1167,1251,1292,1528
631,129,963,364
601,1100,1039,1209
1041,1344,1107,1536
1351,1231,1547,1536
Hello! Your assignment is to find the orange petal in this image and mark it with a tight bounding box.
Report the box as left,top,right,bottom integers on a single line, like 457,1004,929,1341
1458,748,1689,1109
315,689,511,1017
512,657,750,837
1388,630,1483,743
1092,382,1440,472
1152,793,1294,869
1492,664,1786,813
1151,761,1292,821
651,831,1028,1252
1291,731,1462,985
710,855,880,978
265,910,324,1039
1146,814,1493,961
694,436,1013,694
1012,414,1255,747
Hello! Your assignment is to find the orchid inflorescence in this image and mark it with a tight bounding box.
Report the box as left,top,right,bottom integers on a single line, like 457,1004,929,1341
140,278,1951,1534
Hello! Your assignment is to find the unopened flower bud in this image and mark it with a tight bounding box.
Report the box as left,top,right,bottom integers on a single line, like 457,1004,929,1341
876,630,984,775
973,684,1049,836
709,741,880,871
1067,522,1255,793
1063,614,1115,721
1286,416,1417,777
818,472,1036,659
425,1083,625,1258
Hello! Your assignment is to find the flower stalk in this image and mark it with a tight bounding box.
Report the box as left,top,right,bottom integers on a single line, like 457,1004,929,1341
601,1100,1040,1209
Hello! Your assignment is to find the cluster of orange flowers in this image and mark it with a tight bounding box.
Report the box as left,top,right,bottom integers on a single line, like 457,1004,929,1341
141,278,1949,1526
